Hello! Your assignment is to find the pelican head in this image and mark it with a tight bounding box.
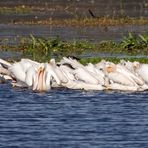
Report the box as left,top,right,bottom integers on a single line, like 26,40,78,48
50,59,56,65
38,66,45,73
105,63,116,73
34,64,46,91
133,61,140,71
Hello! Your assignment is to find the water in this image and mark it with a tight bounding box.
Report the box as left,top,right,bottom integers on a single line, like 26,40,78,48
0,24,147,45
0,51,22,59
0,0,147,45
0,0,147,19
0,83,148,148
0,1,148,146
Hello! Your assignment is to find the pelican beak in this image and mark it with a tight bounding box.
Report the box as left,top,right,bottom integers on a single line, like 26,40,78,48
133,62,140,70
106,66,113,73
38,66,45,73
11,81,16,87
34,66,46,91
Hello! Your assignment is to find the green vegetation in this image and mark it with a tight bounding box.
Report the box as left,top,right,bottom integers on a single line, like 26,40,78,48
14,17,148,26
0,33,148,63
0,5,31,14
21,35,94,62
0,4,147,63
120,33,148,50
0,5,147,26
80,57,148,65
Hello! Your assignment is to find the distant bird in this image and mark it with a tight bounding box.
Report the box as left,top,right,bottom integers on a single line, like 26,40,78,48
88,9,97,18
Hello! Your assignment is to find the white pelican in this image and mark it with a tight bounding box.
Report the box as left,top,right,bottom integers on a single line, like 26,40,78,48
119,61,147,90
0,59,12,80
116,63,144,86
30,63,61,91
60,57,84,69
50,59,68,83
72,67,100,85
104,63,140,91
59,65,75,81
60,57,101,85
108,83,138,91
85,63,105,85
1,57,148,92
0,65,12,80
0,58,12,67
62,79,105,90
8,58,39,83
135,63,148,84
59,58,105,90
0,58,62,91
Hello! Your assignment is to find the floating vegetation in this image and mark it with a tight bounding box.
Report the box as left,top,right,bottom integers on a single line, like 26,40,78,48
120,33,148,53
13,17,148,26
21,35,94,62
0,3,147,26
0,33,148,62
0,5,32,14
80,57,148,65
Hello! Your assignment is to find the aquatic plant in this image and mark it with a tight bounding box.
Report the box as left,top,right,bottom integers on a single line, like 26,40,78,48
139,34,148,46
120,32,139,50
22,35,95,61
119,32,148,53
12,17,148,26
80,57,148,65
1,33,147,62
0,5,31,14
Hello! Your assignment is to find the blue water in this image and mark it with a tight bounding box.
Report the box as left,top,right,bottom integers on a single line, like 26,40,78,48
0,83,148,148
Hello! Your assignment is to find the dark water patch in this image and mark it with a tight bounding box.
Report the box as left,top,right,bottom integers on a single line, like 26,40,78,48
81,52,148,59
0,51,22,59
0,24,147,45
0,83,148,147
0,13,50,24
0,0,147,19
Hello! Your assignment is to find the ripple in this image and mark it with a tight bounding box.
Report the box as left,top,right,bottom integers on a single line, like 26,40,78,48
0,83,148,148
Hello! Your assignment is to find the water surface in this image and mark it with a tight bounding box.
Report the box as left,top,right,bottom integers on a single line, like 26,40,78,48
0,83,148,148
0,24,147,45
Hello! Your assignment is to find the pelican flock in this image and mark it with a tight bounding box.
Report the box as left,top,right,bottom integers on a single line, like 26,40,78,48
0,57,148,92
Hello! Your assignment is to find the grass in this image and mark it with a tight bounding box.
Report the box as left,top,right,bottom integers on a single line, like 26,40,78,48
13,17,148,26
0,5,32,14
21,35,94,62
80,57,148,65
1,33,147,63
0,6,147,26
0,5,147,26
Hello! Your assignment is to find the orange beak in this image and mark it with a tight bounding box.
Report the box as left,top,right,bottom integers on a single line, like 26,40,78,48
106,66,113,73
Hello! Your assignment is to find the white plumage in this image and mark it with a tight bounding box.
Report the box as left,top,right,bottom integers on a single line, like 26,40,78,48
0,57,148,92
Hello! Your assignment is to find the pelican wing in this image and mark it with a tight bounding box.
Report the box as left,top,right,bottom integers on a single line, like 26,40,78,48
73,67,99,85
0,66,10,76
0,58,12,68
117,64,144,86
45,64,61,85
108,72,135,86
25,66,36,87
109,83,137,91
62,79,104,90
9,63,26,82
60,65,75,81
60,57,83,69
137,64,148,84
